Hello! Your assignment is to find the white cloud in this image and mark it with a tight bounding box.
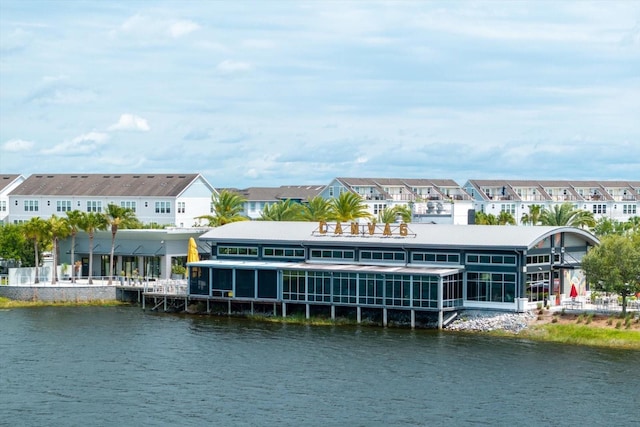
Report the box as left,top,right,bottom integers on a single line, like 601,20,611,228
0,28,33,53
113,14,199,40
2,139,35,152
169,20,200,38
41,132,109,155
217,60,252,74
108,114,150,132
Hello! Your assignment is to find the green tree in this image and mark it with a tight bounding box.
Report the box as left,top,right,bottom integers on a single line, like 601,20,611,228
474,212,498,225
197,190,248,226
22,217,48,283
104,204,138,285
259,199,304,221
79,212,107,284
47,214,71,284
627,216,640,234
520,204,542,225
592,217,630,237
330,192,371,222
394,204,412,223
0,223,33,267
377,207,397,224
582,234,640,315
497,211,516,225
300,196,333,222
538,203,596,228
65,210,83,283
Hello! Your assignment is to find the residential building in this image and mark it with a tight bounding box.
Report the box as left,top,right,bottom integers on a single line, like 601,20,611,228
224,185,324,219
319,178,474,224
0,174,25,224
463,180,640,224
7,173,216,227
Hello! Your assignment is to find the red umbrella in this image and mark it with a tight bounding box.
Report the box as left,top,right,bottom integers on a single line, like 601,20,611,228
570,284,578,299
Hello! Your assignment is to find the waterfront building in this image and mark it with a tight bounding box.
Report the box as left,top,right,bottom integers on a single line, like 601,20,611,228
319,178,474,224
463,179,640,224
58,228,210,280
0,174,26,224
7,173,215,227
188,221,598,327
223,185,324,219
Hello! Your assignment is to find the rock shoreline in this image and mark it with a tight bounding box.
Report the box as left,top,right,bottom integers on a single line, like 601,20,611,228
446,310,535,333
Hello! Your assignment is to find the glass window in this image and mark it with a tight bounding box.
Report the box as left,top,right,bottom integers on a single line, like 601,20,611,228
120,201,137,212
86,200,101,212
155,201,171,214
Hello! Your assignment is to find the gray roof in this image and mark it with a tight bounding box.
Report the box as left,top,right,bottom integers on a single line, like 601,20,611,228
337,177,461,187
10,173,203,197
0,175,22,192
220,185,324,202
468,179,640,188
200,221,598,250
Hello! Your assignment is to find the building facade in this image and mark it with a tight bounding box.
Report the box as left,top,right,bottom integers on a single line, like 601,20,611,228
0,174,26,224
463,179,640,224
58,228,211,280
7,173,216,227
224,185,325,220
187,221,598,327
319,178,474,225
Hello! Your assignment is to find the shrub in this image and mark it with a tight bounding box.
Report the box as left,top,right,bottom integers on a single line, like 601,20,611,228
576,314,584,324
607,316,614,326
615,320,622,329
586,314,594,325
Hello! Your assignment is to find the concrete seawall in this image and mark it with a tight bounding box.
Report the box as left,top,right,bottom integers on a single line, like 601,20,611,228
0,285,116,302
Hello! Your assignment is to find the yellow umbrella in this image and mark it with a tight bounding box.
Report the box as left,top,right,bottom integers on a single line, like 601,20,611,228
187,237,199,278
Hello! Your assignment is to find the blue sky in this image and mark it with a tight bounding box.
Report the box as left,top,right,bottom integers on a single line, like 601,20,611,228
1,0,639,188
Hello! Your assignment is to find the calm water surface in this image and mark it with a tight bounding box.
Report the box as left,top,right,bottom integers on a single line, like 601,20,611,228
1,306,638,427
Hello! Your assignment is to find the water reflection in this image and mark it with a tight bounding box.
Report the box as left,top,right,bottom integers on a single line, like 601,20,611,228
1,306,638,427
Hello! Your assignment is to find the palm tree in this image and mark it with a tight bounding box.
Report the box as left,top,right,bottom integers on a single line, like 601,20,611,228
300,196,333,222
539,203,596,228
474,212,498,225
497,211,516,225
520,204,542,225
259,199,304,221
79,212,107,284
197,190,248,226
22,217,48,283
378,207,398,224
65,210,83,283
104,204,138,285
394,204,412,223
47,215,71,284
330,192,372,222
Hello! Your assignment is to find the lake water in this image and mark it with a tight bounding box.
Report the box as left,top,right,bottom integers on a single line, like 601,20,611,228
1,306,638,426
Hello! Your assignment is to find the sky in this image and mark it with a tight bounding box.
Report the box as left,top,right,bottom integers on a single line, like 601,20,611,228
1,1,639,188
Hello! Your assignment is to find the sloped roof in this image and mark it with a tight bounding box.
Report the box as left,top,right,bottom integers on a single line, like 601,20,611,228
10,173,202,197
200,221,599,250
469,179,640,188
220,185,324,202
337,177,460,187
0,175,22,193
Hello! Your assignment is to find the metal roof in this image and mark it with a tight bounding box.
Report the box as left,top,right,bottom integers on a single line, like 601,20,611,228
199,221,599,250
10,173,204,197
189,259,461,276
220,185,324,202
